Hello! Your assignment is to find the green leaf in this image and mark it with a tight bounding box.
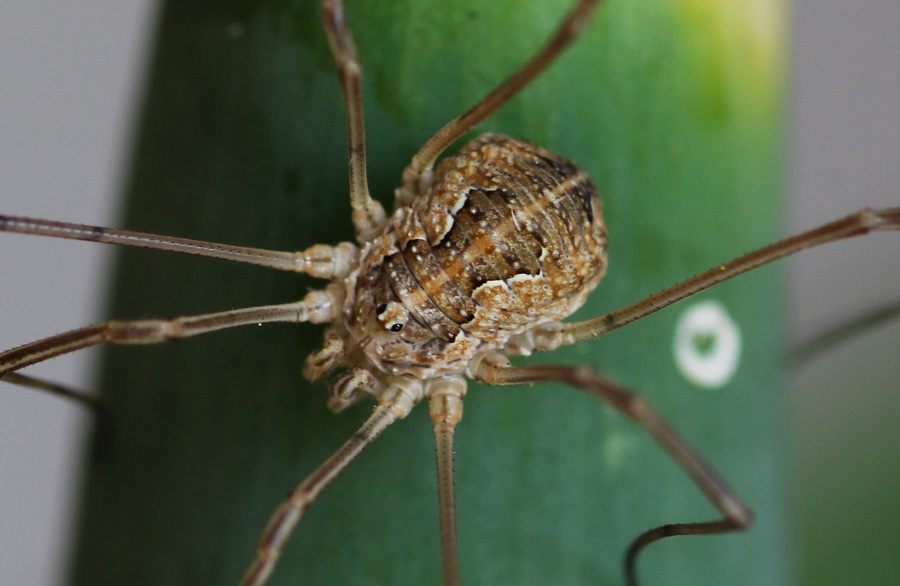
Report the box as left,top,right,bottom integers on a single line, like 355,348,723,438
70,0,786,584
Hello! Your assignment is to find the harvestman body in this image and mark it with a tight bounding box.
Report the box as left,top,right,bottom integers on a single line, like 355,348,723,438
1,0,898,584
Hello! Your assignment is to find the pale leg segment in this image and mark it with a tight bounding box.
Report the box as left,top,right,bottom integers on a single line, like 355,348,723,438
470,353,752,586
427,376,467,586
239,377,425,586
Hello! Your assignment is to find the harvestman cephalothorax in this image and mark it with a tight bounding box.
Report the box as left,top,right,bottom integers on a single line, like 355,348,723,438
1,0,898,584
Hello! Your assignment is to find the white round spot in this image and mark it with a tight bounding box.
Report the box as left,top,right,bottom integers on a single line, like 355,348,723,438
673,300,741,389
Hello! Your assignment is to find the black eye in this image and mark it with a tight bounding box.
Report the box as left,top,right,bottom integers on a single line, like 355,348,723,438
376,304,387,314
390,323,403,332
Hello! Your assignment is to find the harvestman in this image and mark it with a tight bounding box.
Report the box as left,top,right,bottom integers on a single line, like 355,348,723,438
0,0,898,584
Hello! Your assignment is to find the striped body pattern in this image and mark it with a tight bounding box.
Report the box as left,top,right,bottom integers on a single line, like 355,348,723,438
342,134,608,380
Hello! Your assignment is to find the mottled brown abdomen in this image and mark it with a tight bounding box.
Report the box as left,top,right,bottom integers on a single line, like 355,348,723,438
347,134,608,376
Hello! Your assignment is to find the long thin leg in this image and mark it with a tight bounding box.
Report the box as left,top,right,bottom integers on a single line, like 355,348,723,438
240,378,424,586
0,214,358,278
4,372,114,441
471,353,752,586
427,377,467,586
433,422,460,586
2,371,102,411
0,288,338,377
788,297,900,366
528,207,900,349
405,0,602,182
321,0,387,243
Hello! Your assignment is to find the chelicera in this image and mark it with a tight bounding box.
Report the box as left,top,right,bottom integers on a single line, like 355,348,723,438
1,0,897,584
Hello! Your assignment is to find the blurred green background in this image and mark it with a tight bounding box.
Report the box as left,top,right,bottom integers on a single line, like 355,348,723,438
0,0,897,584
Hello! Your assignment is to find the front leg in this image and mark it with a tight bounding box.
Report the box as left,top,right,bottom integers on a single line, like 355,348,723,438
240,376,425,586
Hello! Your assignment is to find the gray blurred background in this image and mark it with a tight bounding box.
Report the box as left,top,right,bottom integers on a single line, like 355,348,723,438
0,1,898,584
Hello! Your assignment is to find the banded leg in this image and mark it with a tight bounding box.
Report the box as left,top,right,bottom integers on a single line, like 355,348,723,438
0,214,358,278
0,288,339,379
471,353,752,586
552,207,900,347
321,0,387,242
240,378,424,586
